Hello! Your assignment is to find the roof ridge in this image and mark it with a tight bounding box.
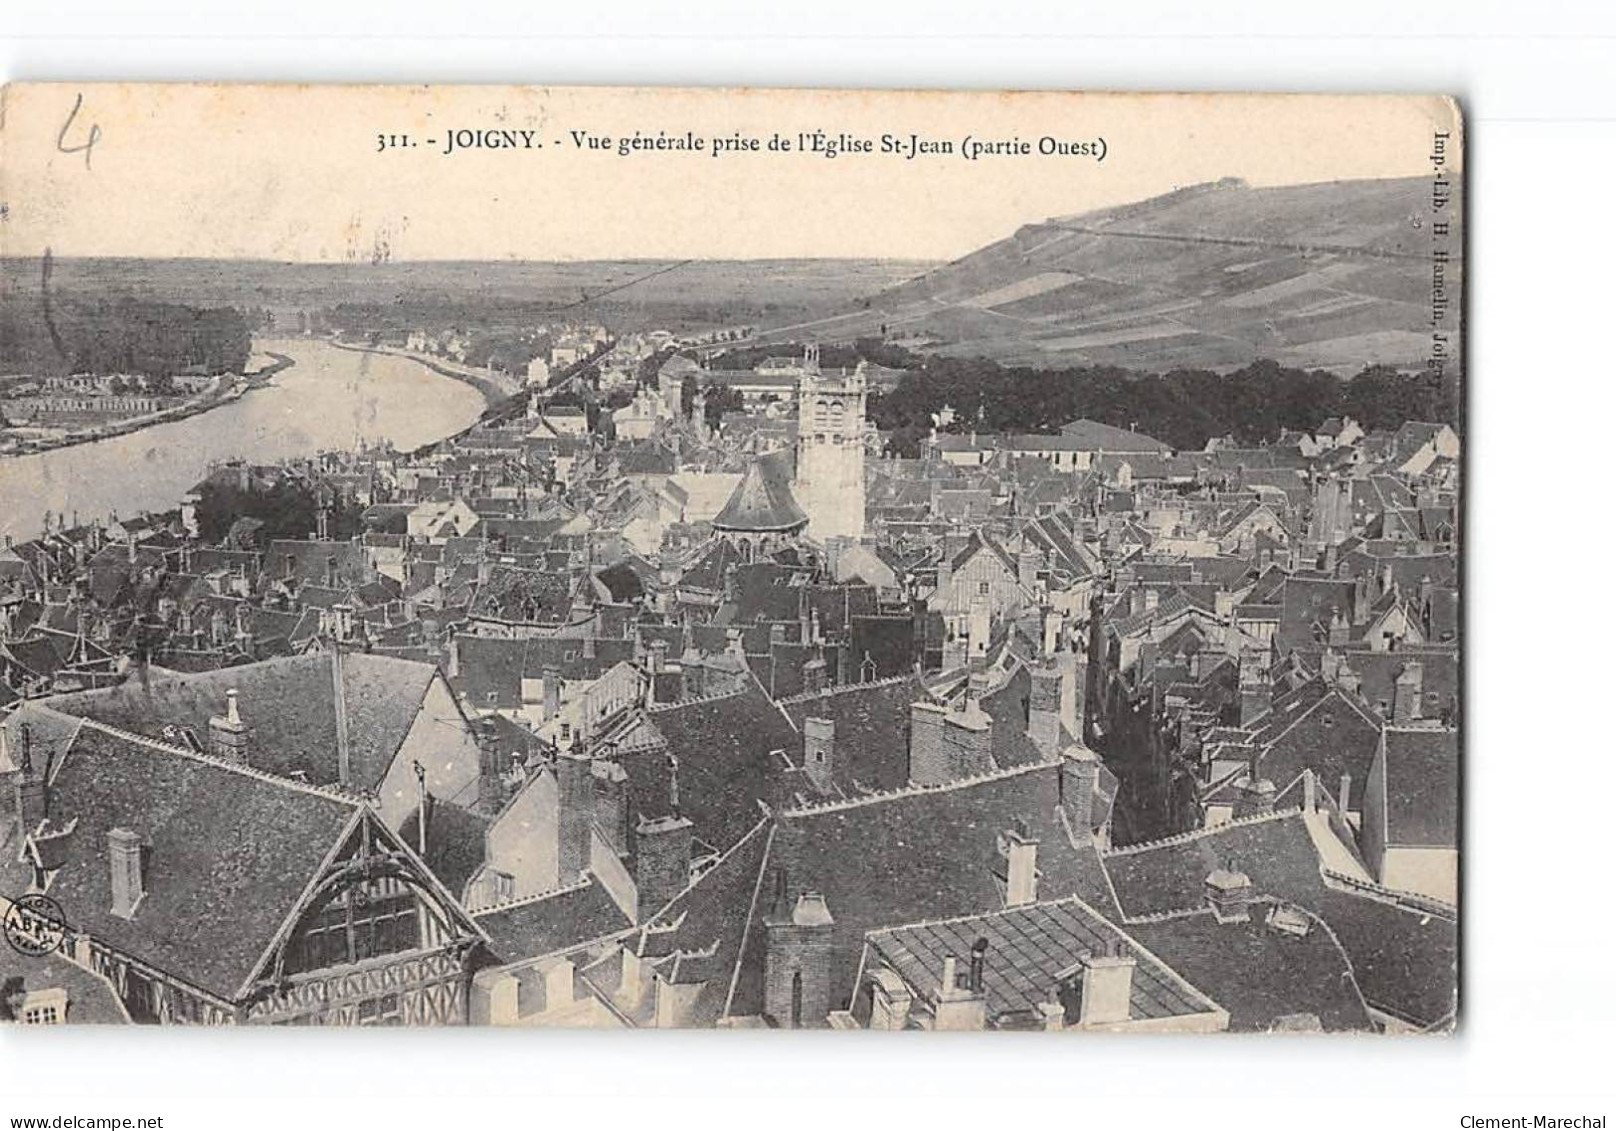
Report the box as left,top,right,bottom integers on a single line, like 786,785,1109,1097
774,671,917,705
470,873,595,916
1320,868,1458,917
645,686,749,713
1099,806,1304,857
781,760,1048,818
867,894,1091,937
74,717,366,806
1117,905,1222,926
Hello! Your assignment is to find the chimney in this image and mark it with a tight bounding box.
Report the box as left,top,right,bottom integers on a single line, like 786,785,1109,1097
1238,648,1271,726
1018,548,1040,591
1004,827,1039,907
1076,944,1136,1027
1233,773,1277,820
1320,648,1342,684
591,759,629,855
934,939,989,1031
543,955,576,1013
1027,663,1062,759
1059,746,1101,840
1393,661,1424,722
1336,660,1361,697
325,554,339,589
1041,608,1062,657
635,814,694,923
1057,648,1084,737
936,549,953,596
208,689,248,765
802,717,835,794
801,655,828,695
108,828,145,919
648,639,668,675
543,666,562,720
967,598,990,670
869,968,915,1031
764,885,836,1030
1130,588,1145,616
943,693,994,779
908,700,949,786
10,728,48,842
1144,588,1159,611
1338,771,1354,814
1327,607,1349,647
332,602,353,643
1205,869,1254,924
555,754,594,883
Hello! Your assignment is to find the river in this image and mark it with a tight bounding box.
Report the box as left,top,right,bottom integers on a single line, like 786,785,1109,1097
0,338,488,544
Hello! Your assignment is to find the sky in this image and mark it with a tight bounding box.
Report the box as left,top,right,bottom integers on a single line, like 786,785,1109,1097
0,85,1459,262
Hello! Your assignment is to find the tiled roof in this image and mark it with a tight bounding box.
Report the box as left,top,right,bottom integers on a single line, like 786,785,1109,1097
779,674,930,793
712,457,807,533
869,896,1216,1026
1381,727,1459,847
470,564,575,623
1102,810,1322,919
474,875,635,964
0,946,129,1024
753,763,1116,1017
399,799,492,901
0,722,358,1001
643,682,801,851
1125,902,1373,1032
42,652,443,792
1057,419,1173,453
1310,878,1457,1028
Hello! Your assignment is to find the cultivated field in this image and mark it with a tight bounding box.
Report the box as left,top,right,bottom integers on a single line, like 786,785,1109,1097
748,176,1464,374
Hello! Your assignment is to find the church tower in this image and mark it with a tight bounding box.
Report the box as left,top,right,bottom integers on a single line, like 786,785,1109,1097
793,350,867,541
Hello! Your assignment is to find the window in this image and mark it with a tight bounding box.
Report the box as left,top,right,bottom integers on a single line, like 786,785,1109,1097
978,581,991,596
357,993,403,1026
20,989,67,1025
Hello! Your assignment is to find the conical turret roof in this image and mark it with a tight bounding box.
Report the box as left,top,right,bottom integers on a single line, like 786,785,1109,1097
713,455,808,533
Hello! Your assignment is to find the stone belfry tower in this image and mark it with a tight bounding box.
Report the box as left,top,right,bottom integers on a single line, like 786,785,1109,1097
793,346,867,541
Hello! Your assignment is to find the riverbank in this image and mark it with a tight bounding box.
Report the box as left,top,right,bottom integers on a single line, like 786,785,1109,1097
326,339,517,408
0,339,487,545
0,352,296,460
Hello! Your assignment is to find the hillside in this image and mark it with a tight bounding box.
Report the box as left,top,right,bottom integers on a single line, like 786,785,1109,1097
757,176,1462,374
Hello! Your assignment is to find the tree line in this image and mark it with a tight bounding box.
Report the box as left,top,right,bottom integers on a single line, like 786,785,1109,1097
864,350,1458,457
1,296,252,377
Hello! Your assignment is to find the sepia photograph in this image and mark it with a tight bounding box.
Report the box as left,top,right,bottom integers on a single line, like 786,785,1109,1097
0,84,1461,1035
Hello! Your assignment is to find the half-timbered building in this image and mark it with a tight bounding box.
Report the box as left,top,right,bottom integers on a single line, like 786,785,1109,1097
1,717,486,1025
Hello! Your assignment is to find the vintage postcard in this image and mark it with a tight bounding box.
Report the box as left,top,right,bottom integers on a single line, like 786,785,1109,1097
0,85,1460,1031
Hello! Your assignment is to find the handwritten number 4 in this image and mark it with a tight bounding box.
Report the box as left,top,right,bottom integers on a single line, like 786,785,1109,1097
57,92,102,170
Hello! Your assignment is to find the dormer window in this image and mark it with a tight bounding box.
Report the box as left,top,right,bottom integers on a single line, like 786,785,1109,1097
18,989,68,1025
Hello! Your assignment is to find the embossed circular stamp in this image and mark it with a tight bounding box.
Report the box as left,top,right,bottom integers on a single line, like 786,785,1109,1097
3,894,68,958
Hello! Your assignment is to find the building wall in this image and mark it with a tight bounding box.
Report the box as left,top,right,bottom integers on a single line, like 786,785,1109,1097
935,548,1022,620
482,771,562,900
1381,846,1458,906
376,675,487,828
